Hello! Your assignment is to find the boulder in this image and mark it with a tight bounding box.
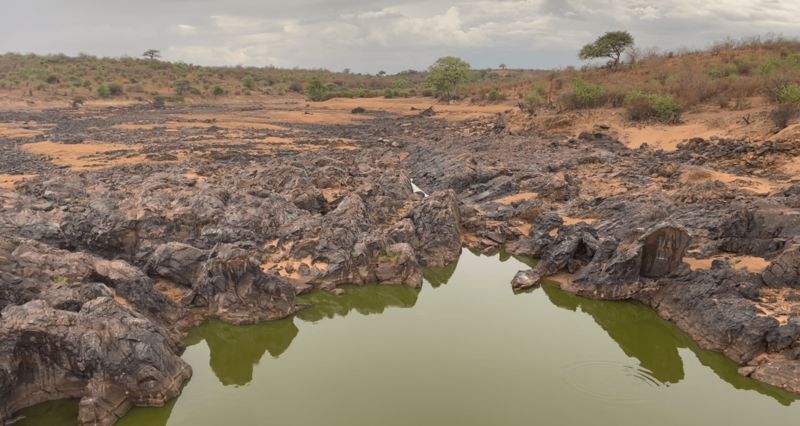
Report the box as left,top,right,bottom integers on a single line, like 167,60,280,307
410,190,462,267
762,244,800,289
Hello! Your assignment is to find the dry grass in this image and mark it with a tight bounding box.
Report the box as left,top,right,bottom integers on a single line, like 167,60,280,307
493,36,800,122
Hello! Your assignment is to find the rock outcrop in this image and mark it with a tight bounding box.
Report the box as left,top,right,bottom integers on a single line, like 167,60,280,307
0,298,191,425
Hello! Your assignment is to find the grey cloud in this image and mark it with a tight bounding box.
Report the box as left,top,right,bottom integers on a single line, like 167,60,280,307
1,0,798,73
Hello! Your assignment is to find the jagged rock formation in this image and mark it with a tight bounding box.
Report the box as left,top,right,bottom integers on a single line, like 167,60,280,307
0,299,191,425
1,101,800,423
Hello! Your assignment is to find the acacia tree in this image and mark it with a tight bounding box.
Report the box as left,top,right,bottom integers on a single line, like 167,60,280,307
142,49,161,60
427,56,471,100
579,31,634,68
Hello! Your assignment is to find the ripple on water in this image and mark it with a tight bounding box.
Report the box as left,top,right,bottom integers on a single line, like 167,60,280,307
562,360,667,404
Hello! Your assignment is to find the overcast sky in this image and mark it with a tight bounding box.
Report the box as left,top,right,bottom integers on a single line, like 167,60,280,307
1,0,799,73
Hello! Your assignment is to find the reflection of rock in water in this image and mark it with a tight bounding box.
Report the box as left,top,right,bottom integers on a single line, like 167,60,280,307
542,283,686,384
423,262,458,288
691,344,798,406
188,319,299,386
116,399,177,426
296,284,419,322
541,284,800,404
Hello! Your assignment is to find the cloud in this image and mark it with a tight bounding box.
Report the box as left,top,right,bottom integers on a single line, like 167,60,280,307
1,0,799,72
176,24,197,35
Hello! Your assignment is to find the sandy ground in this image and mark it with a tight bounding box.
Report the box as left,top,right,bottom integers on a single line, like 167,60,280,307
684,255,772,273
680,166,785,195
22,141,147,171
506,97,786,154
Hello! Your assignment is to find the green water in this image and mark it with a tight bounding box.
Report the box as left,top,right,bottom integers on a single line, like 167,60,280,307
19,250,800,425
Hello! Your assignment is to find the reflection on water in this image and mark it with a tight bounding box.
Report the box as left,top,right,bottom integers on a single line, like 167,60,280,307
540,283,798,406
18,251,800,426
186,319,299,386
296,284,419,321
542,284,687,385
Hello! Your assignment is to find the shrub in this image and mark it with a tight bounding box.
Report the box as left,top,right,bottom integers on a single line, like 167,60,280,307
777,83,800,104
243,76,256,90
519,92,546,114
771,103,799,130
46,75,60,84
771,83,800,129
151,95,167,109
624,90,682,123
288,82,303,93
212,85,226,96
108,82,124,96
174,79,192,95
561,78,605,109
97,85,111,98
487,88,504,102
306,77,328,101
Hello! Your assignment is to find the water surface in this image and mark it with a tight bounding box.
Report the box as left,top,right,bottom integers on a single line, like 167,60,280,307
21,250,800,425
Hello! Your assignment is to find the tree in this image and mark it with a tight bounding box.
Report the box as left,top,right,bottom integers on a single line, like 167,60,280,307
578,31,634,68
143,49,161,60
499,64,507,70
427,56,471,100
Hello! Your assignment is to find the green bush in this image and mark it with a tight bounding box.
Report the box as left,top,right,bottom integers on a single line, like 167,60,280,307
561,78,605,109
306,77,328,101
777,83,800,104
624,90,682,123
772,83,800,129
97,85,111,98
243,76,256,90
212,85,226,96
519,92,546,113
427,56,471,100
487,88,504,102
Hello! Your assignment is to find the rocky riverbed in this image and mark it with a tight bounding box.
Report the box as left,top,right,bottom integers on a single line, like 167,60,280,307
1,98,799,424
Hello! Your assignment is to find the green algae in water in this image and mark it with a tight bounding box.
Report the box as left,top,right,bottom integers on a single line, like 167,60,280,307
18,250,800,425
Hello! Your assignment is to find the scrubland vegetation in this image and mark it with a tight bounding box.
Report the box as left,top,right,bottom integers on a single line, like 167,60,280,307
0,34,798,128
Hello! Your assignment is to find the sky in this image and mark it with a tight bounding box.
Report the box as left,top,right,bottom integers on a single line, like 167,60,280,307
1,0,799,73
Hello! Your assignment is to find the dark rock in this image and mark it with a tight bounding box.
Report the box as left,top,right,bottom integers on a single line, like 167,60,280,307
640,225,692,278
762,244,800,289
410,190,462,267
0,298,191,425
